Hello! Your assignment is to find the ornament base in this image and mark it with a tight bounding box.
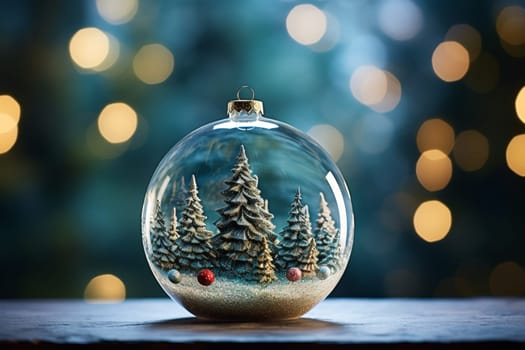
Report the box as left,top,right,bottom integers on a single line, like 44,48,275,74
155,268,343,321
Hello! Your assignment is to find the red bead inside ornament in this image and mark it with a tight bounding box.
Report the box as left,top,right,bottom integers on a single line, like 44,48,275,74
286,267,302,282
197,269,215,286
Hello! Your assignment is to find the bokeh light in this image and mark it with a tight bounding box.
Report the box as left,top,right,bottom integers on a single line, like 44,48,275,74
84,274,126,302
416,150,452,191
515,86,525,124
286,4,327,46
0,113,17,134
97,102,138,144
350,65,387,106
370,70,402,113
413,200,452,243
96,0,138,25
0,95,21,154
453,130,489,171
432,41,470,82
86,122,129,159
310,12,340,52
377,0,423,41
133,44,174,84
69,27,110,70
416,118,455,154
506,134,525,177
0,127,18,155
89,116,146,160
0,95,21,128
496,6,525,46
489,261,525,296
307,124,344,161
92,34,120,72
445,24,481,61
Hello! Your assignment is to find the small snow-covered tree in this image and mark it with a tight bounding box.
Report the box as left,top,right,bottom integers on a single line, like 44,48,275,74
296,206,319,276
150,200,177,270
169,207,180,239
168,207,180,255
276,189,319,276
175,175,215,271
331,228,343,269
314,192,340,271
276,189,304,270
263,199,279,253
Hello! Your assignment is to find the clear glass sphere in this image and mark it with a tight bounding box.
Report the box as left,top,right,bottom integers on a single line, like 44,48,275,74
142,104,354,320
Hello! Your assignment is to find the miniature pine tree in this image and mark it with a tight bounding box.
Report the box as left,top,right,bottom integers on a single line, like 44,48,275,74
276,189,319,276
150,200,178,270
255,236,277,283
175,175,216,271
263,199,279,252
257,189,278,250
215,145,277,279
276,189,305,270
314,192,340,271
331,227,343,269
169,207,180,239
296,205,319,276
168,207,180,255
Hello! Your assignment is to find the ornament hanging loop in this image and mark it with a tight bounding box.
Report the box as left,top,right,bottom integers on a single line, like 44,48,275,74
236,85,255,100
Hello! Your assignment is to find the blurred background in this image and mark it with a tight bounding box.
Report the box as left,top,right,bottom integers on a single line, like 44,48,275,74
1,0,525,301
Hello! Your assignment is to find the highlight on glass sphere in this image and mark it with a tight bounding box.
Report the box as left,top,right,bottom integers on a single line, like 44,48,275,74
141,86,354,320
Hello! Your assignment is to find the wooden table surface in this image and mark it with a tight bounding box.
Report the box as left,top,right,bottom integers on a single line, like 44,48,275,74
1,298,524,349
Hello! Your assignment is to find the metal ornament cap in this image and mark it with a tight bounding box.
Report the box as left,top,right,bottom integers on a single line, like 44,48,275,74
227,86,264,117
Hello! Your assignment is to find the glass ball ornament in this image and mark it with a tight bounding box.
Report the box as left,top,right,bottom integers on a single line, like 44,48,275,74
142,86,354,320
